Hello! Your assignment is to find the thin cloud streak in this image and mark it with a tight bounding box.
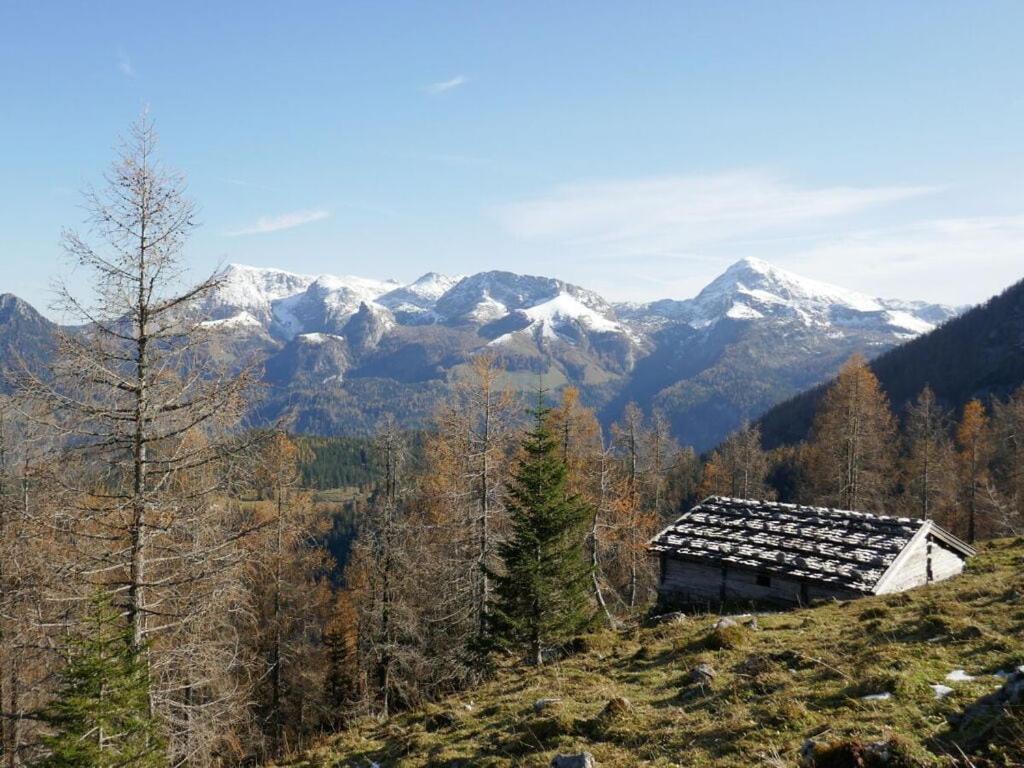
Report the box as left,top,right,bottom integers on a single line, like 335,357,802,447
116,47,136,78
784,213,1024,305
220,177,282,193
494,171,938,253
226,208,331,236
425,74,468,94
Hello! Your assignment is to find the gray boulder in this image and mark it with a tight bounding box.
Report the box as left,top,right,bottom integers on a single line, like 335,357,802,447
648,610,688,626
551,753,595,768
533,698,561,714
688,663,717,686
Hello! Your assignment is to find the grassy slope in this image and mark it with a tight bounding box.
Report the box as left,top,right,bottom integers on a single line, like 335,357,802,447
298,539,1024,767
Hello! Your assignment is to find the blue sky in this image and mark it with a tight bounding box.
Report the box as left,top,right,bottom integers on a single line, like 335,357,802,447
2,1,1022,313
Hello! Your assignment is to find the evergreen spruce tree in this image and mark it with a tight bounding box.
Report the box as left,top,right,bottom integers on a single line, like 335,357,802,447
489,396,593,665
37,593,165,768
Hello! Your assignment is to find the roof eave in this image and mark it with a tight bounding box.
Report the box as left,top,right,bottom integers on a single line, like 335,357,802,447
928,523,977,558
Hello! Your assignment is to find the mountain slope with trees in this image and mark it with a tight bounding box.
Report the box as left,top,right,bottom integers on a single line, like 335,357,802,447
758,275,1024,449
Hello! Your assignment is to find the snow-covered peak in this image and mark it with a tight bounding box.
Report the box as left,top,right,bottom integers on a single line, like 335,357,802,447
523,293,621,336
308,272,400,299
219,263,316,296
695,258,884,319
407,272,462,301
646,258,957,336
203,264,317,325
273,274,397,340
433,271,610,325
378,272,462,315
489,292,623,346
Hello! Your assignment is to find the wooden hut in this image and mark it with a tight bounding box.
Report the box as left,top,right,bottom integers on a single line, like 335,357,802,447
648,496,974,607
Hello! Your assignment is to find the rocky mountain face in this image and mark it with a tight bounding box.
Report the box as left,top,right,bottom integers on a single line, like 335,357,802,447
605,258,962,448
0,293,58,391
0,260,960,449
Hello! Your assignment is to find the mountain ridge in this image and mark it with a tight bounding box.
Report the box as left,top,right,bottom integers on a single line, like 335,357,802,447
0,261,963,448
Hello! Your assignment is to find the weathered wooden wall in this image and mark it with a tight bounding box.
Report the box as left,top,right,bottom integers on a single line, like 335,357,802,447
658,556,860,606
874,533,966,594
929,540,966,581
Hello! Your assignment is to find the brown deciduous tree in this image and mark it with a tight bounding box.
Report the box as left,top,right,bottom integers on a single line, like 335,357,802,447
991,386,1024,535
607,403,679,613
901,386,956,524
698,423,772,500
956,399,993,543
248,432,334,758
422,354,517,645
802,355,897,511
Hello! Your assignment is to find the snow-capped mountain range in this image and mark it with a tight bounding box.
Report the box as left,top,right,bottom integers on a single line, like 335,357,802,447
616,257,949,337
0,258,962,449
202,258,955,346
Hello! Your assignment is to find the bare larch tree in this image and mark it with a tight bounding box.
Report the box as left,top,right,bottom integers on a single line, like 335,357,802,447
19,114,256,765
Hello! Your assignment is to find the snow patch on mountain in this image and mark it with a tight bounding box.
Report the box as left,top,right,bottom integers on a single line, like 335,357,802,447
725,302,765,321
489,292,623,345
881,310,934,335
379,272,462,315
470,295,509,323
199,311,264,330
206,264,317,325
296,332,342,344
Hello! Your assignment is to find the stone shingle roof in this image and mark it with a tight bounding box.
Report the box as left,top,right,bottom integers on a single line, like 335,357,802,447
648,496,929,593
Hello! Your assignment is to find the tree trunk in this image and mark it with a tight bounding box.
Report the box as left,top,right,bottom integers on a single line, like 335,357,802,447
478,390,491,640
271,487,284,755
129,238,150,662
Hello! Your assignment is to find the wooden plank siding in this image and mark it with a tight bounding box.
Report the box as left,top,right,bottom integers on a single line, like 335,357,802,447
659,556,861,607
874,532,968,594
929,539,967,581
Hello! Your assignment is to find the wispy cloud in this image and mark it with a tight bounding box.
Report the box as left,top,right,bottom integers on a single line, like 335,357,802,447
116,47,136,78
226,208,331,236
494,171,937,253
783,214,1024,304
219,177,282,193
425,74,468,94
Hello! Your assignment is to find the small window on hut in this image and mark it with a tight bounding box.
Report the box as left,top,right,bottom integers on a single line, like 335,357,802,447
756,574,771,587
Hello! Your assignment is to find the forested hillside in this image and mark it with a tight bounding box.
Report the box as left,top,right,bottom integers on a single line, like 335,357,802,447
758,275,1024,448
